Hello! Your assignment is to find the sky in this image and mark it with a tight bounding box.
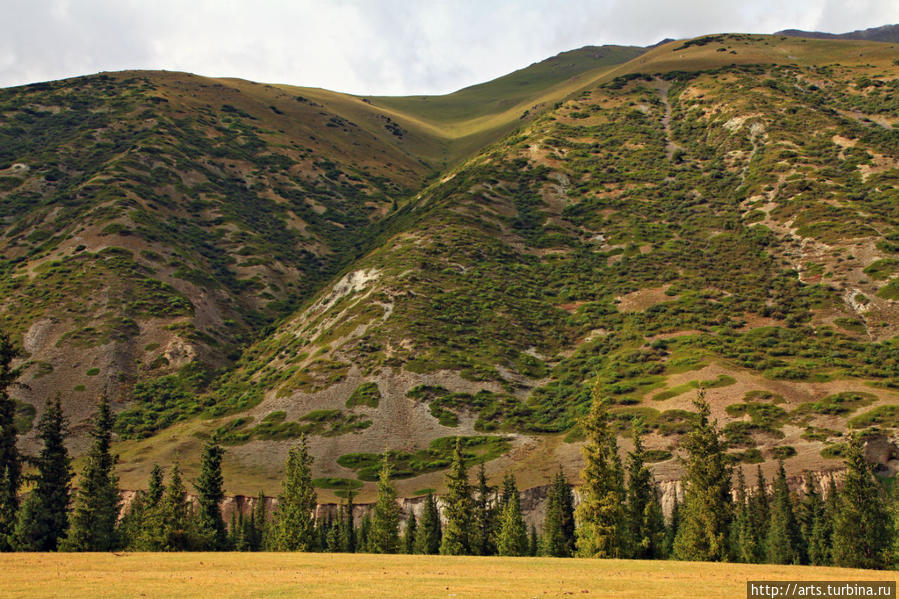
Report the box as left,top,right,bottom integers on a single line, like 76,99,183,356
2,0,898,95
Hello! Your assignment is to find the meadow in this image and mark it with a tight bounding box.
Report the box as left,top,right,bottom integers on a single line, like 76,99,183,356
1,552,896,599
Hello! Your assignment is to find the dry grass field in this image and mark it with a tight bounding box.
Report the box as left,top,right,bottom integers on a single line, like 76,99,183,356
1,553,896,599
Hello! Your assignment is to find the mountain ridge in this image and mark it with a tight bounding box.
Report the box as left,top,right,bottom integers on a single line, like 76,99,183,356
2,31,899,500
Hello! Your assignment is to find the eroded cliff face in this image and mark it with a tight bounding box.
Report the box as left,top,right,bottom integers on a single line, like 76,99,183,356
116,435,895,534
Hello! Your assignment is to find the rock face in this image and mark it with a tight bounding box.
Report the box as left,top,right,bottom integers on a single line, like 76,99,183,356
118,434,899,534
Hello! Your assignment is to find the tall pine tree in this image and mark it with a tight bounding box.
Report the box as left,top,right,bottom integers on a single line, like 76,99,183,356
542,468,575,557
62,396,120,551
796,472,822,565
496,476,528,556
765,461,802,564
368,454,400,553
732,468,760,563
0,332,20,551
673,390,732,562
440,438,471,555
626,420,665,559
414,491,441,554
193,438,228,550
470,463,496,556
274,436,317,551
575,389,627,558
13,395,72,551
808,478,835,566
832,435,894,569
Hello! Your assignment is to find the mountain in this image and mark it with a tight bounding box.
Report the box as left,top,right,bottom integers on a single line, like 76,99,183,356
776,24,899,43
3,33,899,499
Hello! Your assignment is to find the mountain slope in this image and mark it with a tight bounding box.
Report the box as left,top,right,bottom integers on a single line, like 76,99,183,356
4,33,899,499
114,33,899,499
777,24,899,43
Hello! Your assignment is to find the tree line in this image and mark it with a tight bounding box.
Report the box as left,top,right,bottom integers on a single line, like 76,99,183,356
0,332,895,568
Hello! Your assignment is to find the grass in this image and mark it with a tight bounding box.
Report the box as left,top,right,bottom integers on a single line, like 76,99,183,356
1,553,896,599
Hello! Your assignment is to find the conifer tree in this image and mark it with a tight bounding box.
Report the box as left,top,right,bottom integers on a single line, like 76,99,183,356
326,516,341,552
253,490,268,551
765,461,802,564
369,454,400,553
62,396,121,551
13,395,72,551
542,467,571,557
808,479,835,566
193,438,228,550
158,463,191,550
673,390,732,562
832,436,894,569
0,333,21,551
575,389,627,558
542,468,575,557
627,420,665,559
470,462,496,555
337,491,356,553
528,523,539,557
749,465,769,560
732,468,760,563
146,464,164,506
496,481,528,556
796,472,821,564
440,438,471,555
404,512,417,554
358,512,371,552
121,464,165,550
662,493,680,558
414,491,441,554
274,436,317,551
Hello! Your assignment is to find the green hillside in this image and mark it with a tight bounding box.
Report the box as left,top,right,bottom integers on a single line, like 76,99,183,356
2,34,899,498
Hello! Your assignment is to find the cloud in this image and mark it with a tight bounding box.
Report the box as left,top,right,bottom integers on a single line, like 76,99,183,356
1,0,897,94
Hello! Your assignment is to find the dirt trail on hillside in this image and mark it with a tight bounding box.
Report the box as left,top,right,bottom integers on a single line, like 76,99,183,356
653,79,684,161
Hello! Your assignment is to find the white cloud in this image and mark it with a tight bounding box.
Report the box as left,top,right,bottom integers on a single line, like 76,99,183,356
1,0,897,94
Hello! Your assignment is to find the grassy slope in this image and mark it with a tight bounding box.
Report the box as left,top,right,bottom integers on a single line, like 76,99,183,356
369,45,647,164
3,553,896,599
6,34,899,497
118,33,899,497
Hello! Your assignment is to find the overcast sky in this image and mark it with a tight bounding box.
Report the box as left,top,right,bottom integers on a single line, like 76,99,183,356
2,0,897,95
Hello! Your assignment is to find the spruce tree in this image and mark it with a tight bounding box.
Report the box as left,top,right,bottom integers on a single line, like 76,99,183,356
575,390,627,558
404,512,417,554
0,332,21,551
749,465,769,561
673,390,732,562
62,396,121,551
13,395,72,551
159,463,191,550
414,491,441,554
337,491,356,553
662,493,680,558
253,490,268,551
542,468,575,557
765,461,802,564
368,454,400,553
470,462,496,555
808,479,835,566
732,468,760,563
440,438,471,555
627,420,665,559
496,481,528,556
193,438,228,550
832,436,894,569
528,523,539,557
274,437,318,551
796,472,821,564
358,512,371,552
146,464,164,506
